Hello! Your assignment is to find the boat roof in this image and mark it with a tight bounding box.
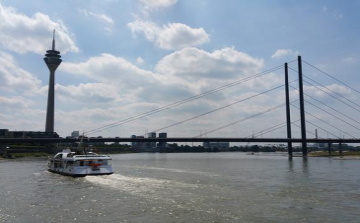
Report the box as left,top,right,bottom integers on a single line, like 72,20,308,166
52,151,112,160
71,155,112,160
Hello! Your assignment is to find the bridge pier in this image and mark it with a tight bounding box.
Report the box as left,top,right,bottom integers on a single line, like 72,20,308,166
327,142,332,155
0,144,9,158
339,142,343,156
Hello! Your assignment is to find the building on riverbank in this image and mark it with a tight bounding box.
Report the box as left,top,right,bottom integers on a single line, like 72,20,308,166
203,142,230,151
0,129,59,139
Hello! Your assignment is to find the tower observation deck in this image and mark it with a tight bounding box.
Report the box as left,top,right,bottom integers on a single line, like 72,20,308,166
44,30,62,132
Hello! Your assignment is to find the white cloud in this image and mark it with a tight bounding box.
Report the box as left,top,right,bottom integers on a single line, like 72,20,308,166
140,0,177,8
78,9,114,25
57,83,117,106
271,49,298,59
128,20,210,50
60,49,271,120
57,48,279,137
139,0,177,16
0,96,30,109
61,49,269,106
61,53,178,108
320,6,344,20
61,53,157,87
305,84,351,99
0,51,41,94
0,107,46,132
136,57,145,64
60,53,193,110
129,0,209,50
0,51,47,131
0,4,78,54
156,47,264,79
342,57,356,64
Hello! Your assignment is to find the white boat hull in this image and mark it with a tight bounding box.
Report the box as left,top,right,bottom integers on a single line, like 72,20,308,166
48,165,113,177
48,150,114,177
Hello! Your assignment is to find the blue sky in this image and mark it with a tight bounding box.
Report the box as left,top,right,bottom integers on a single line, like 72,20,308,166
1,0,360,140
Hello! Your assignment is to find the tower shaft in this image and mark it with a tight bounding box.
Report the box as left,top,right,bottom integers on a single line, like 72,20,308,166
45,70,55,132
44,30,62,132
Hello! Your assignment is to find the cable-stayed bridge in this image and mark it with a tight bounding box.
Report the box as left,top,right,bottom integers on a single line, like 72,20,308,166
2,56,360,157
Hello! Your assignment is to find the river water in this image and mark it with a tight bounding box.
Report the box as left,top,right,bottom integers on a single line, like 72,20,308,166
0,152,359,223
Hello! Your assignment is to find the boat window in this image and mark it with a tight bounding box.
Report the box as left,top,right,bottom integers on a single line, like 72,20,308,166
54,154,62,159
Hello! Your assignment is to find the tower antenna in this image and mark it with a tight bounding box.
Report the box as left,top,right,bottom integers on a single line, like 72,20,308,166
52,29,56,50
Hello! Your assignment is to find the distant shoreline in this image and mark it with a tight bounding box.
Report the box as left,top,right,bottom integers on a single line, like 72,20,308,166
1,152,49,159
308,151,360,157
2,150,360,160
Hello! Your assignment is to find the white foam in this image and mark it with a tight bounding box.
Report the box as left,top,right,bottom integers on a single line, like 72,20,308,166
120,165,219,177
84,173,216,208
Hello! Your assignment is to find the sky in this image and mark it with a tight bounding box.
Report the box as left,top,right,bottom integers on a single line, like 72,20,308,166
1,0,360,140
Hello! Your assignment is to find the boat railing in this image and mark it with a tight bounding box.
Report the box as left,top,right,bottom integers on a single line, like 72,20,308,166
73,155,111,158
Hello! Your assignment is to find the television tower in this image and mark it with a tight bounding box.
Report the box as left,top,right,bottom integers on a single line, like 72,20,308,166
44,30,62,132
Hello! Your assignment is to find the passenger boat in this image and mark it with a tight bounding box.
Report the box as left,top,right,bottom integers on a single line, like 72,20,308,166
47,144,113,177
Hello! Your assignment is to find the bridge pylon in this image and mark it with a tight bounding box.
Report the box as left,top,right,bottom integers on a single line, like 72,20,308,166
297,56,307,156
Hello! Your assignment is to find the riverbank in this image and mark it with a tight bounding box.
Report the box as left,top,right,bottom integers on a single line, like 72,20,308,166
3,150,360,160
1,150,134,159
1,152,49,159
309,151,360,157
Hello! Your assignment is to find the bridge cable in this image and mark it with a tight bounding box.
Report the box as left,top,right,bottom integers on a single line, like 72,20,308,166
290,100,357,138
245,121,288,138
303,75,360,110
291,123,315,138
149,84,285,135
289,85,359,136
304,100,360,134
288,66,360,113
302,79,360,113
194,102,287,138
305,121,343,139
303,91,360,127
302,60,360,95
292,121,340,139
87,65,286,135
243,96,300,139
289,81,360,130
245,122,287,138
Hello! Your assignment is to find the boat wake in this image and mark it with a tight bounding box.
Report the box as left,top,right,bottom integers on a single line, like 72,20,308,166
85,173,239,220
0,213,15,222
85,173,200,195
121,165,219,177
86,173,226,205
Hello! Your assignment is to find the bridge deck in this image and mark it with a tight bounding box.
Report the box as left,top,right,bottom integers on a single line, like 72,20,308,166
1,137,360,144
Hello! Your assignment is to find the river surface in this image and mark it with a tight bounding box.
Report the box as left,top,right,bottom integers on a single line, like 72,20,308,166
0,152,359,223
